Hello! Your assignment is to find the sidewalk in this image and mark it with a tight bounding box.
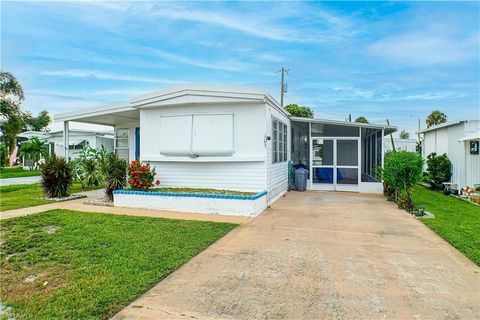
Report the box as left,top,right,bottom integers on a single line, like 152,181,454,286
0,176,41,186
0,188,249,224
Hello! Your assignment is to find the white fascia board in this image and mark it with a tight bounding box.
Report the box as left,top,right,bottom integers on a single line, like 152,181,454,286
54,102,132,122
417,121,465,134
131,84,266,103
131,87,266,109
265,94,290,117
290,116,397,132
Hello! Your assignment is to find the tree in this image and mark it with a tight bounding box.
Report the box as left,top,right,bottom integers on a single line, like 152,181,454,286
285,104,314,118
24,110,51,131
354,116,369,124
399,130,410,139
1,71,26,155
18,137,49,169
426,153,452,189
426,110,447,128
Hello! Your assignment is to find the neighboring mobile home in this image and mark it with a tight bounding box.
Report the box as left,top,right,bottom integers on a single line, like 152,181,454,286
384,138,417,152
418,120,480,189
55,85,396,204
18,129,114,166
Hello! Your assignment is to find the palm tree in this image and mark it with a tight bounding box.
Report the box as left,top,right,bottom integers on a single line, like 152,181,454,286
426,110,447,128
19,137,49,169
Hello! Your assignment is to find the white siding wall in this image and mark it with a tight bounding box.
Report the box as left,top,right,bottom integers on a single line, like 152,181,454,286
95,136,114,152
140,103,267,192
149,161,266,192
266,104,290,203
53,133,97,159
422,121,480,187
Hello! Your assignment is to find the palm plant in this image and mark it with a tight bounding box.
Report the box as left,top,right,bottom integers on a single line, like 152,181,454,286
18,137,49,169
426,110,447,128
82,158,102,187
103,153,127,201
40,155,73,198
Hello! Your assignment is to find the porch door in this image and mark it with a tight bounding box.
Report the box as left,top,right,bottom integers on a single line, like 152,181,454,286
310,138,360,191
311,138,335,191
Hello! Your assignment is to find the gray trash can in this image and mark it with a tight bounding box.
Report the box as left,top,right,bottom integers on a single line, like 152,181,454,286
294,168,308,192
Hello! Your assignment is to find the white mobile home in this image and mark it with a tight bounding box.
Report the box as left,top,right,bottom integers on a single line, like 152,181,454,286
418,120,480,188
55,85,396,206
18,129,114,166
384,138,417,152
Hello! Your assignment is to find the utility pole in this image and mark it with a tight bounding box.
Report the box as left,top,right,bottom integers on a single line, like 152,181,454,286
386,118,396,152
279,67,289,106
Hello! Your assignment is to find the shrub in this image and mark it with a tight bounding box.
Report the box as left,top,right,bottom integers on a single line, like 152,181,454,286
381,151,424,212
103,153,127,201
71,146,108,187
426,153,452,189
127,160,158,191
0,143,7,167
40,155,73,198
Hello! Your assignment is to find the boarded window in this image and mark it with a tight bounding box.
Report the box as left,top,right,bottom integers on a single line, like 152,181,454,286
158,115,193,156
158,114,234,157
192,114,233,156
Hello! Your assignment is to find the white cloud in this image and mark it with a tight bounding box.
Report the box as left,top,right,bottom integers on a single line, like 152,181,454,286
85,2,354,43
367,32,478,65
154,50,254,72
41,70,184,84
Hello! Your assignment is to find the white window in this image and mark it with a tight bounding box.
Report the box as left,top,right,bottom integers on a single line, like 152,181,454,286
158,114,234,157
272,118,287,163
115,128,129,160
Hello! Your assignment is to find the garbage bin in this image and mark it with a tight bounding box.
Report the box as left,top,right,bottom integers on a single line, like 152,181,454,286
294,167,308,191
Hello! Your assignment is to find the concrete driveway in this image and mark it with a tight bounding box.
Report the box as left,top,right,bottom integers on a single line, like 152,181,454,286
114,191,480,320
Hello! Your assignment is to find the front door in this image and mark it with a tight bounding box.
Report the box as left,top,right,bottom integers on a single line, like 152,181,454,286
310,138,359,191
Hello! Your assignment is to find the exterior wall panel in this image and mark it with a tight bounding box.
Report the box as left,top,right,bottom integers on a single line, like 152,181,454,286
266,104,290,203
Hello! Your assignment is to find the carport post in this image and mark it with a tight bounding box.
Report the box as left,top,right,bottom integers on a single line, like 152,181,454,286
63,121,69,161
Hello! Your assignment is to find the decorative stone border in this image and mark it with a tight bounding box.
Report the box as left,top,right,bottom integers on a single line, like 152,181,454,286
41,194,87,202
113,190,268,216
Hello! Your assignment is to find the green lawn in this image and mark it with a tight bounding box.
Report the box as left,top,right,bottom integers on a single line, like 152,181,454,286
0,209,237,319
0,167,41,179
0,183,100,211
413,185,480,265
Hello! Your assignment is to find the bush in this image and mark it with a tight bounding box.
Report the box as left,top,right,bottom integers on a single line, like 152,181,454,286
381,151,424,212
103,153,127,201
0,143,7,167
40,155,73,198
127,160,158,191
71,146,109,187
426,153,452,189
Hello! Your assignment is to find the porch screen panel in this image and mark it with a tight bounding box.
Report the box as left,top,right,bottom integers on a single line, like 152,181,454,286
159,115,193,156
192,114,234,156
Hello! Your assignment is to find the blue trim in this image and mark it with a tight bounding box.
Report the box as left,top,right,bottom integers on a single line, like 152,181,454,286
113,189,267,201
135,127,140,160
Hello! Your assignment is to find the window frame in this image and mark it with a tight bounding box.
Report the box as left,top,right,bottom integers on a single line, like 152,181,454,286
272,118,288,164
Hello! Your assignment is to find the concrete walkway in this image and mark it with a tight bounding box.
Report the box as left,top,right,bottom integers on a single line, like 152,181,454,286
0,175,41,186
113,191,480,320
0,188,248,224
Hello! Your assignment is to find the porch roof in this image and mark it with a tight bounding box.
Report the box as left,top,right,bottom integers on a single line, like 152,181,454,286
290,117,397,135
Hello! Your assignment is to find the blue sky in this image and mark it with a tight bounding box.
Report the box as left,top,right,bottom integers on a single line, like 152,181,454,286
2,1,479,135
